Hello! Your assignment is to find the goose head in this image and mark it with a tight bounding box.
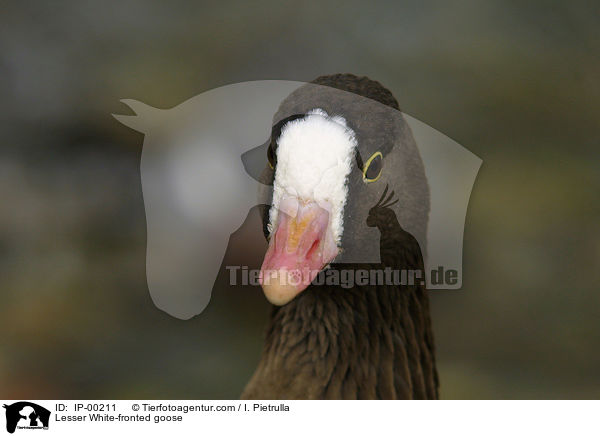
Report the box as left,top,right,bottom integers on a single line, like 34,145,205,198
258,80,429,305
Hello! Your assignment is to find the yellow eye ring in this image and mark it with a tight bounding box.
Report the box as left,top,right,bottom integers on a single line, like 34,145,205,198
362,151,383,183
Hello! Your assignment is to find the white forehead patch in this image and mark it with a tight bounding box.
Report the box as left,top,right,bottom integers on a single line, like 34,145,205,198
269,109,357,245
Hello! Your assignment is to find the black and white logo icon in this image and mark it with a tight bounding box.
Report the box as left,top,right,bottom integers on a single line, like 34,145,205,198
3,402,50,434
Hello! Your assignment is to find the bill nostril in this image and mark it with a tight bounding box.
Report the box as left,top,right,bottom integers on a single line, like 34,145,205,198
306,239,320,259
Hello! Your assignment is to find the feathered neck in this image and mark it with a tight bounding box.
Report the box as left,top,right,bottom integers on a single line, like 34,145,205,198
241,261,439,399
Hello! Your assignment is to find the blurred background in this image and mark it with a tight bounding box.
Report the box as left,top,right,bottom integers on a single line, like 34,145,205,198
1,0,598,399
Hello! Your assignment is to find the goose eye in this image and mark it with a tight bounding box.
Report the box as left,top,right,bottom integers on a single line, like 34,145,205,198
267,144,276,170
363,151,383,183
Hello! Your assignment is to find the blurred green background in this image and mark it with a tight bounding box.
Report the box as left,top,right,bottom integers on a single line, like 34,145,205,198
1,0,598,399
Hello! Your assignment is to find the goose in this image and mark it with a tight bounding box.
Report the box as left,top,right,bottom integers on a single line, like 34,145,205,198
241,74,438,399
